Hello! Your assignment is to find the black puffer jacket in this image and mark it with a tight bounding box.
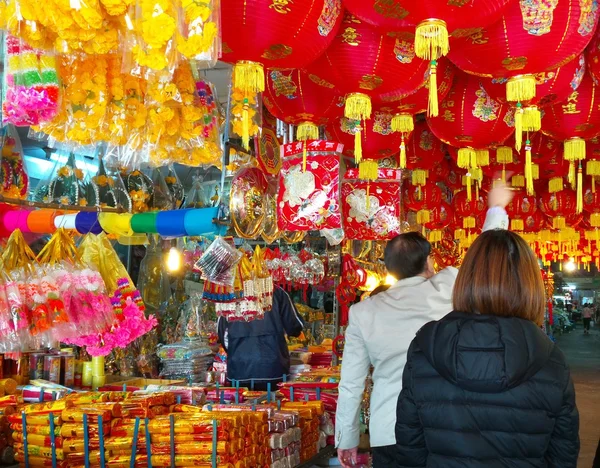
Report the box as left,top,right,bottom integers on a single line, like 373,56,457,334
395,311,579,468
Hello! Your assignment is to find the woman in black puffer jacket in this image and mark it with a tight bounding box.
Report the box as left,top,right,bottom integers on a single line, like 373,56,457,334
395,229,579,468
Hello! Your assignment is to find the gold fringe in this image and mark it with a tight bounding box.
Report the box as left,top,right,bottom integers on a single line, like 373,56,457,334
415,19,449,60
466,174,472,201
457,148,475,169
591,213,600,228
463,216,476,229
496,146,513,164
454,229,465,241
234,61,265,94
476,149,489,167
553,217,566,230
506,75,536,102
586,160,600,176
593,177,596,193
428,60,439,117
512,175,525,187
532,163,539,180
412,169,428,186
564,137,586,161
242,103,250,151
502,165,506,182
428,230,442,243
297,122,319,141
577,163,583,214
303,141,307,172
568,162,575,187
400,135,407,169
359,160,379,181
417,209,431,224
523,106,541,132
514,104,523,152
392,113,414,134
355,128,363,164
345,93,372,121
549,177,564,193
525,141,534,195
511,219,525,231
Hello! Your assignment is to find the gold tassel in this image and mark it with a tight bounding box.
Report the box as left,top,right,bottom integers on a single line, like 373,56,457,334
549,177,563,193
568,162,575,187
577,163,583,214
523,106,541,132
302,141,307,172
502,165,506,182
512,175,525,187
506,75,536,102
400,135,407,169
345,93,372,121
234,61,265,95
417,209,431,224
355,127,363,164
514,103,523,152
466,174,472,201
525,139,534,196
496,146,513,164
511,219,525,231
457,148,475,169
297,122,319,141
412,169,428,186
564,137,586,162
591,213,600,227
428,230,442,243
476,149,489,167
532,163,539,180
553,217,566,230
392,113,414,134
242,101,250,150
593,176,596,193
454,229,465,241
359,160,379,181
428,60,439,117
463,216,476,229
366,183,371,211
587,160,600,176
415,19,449,60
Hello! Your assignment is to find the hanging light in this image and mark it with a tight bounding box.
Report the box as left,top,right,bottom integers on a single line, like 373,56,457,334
166,247,183,272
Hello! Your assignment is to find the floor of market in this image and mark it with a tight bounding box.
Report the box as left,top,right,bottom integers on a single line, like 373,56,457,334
555,322,600,466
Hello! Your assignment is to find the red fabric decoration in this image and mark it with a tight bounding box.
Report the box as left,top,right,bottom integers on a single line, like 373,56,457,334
263,69,340,125
452,189,486,218
427,71,514,149
277,140,343,231
429,156,452,183
586,26,600,82
582,183,600,214
403,183,442,212
341,169,402,240
539,189,577,220
423,201,453,231
523,210,548,232
506,191,538,218
542,75,600,141
327,105,401,160
405,119,447,170
304,13,428,97
448,0,599,78
221,0,343,68
539,152,570,179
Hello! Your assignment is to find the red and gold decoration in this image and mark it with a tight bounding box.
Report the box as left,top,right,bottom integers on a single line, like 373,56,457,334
582,182,600,227
452,189,486,231
403,182,442,224
405,119,447,189
506,191,538,231
341,168,402,240
423,201,453,243
540,188,578,230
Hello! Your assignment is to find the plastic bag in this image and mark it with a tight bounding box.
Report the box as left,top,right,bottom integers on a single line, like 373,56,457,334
0,125,29,200
165,166,184,208
176,0,220,69
196,237,242,287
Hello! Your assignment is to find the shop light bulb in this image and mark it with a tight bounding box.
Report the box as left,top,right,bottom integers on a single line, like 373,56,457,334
365,275,380,292
166,247,182,272
385,274,397,285
564,260,576,272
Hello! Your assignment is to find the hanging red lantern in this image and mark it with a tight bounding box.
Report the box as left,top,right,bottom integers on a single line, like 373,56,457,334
583,182,600,227
523,209,547,233
448,0,598,85
429,155,451,183
405,119,447,188
586,137,600,182
403,183,442,224
222,0,343,69
451,189,486,230
506,191,538,231
586,26,600,82
423,201,454,243
539,189,578,229
481,146,523,179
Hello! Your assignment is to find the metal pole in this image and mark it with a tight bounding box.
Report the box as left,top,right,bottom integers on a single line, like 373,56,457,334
218,79,233,206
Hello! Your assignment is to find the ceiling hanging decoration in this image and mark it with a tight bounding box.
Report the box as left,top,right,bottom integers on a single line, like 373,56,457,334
506,190,538,232
305,13,429,165
539,188,578,230
404,119,447,191
403,182,443,225
423,201,454,243
341,0,514,117
221,0,343,150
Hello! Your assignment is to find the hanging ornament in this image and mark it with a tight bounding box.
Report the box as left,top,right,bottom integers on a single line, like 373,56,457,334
452,188,486,230
539,189,578,230
405,119,447,191
423,201,453,243
506,191,538,231
403,182,442,224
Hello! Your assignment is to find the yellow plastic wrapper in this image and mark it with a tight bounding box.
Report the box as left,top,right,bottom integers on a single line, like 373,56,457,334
67,392,126,404
14,443,66,460
151,441,233,455
151,454,230,467
105,437,147,451
150,431,232,443
62,407,116,422
10,424,61,436
147,418,232,434
105,455,149,468
23,399,74,414
14,453,68,467
61,439,100,454
60,422,111,438
8,413,61,426
282,400,324,417
65,451,103,465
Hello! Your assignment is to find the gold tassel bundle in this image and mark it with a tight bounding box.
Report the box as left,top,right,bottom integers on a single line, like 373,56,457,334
549,177,564,193
512,175,525,187
242,101,250,150
417,209,431,224
523,106,541,132
359,160,379,211
576,163,583,214
428,60,439,117
392,113,413,168
506,75,536,103
345,93,372,164
564,137,586,162
297,122,319,172
511,219,525,231
428,230,442,243
465,173,472,201
587,160,600,177
496,146,513,164
532,163,539,180
415,19,449,60
591,213,600,227
400,135,407,169
457,148,476,169
553,217,566,230
476,149,489,167
514,103,523,151
568,162,576,187
454,229,465,241
412,169,428,186
463,217,476,229
525,139,534,195
234,61,265,151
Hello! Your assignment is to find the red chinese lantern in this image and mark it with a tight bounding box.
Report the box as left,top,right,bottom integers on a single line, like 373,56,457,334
405,119,447,189
429,155,451,183
448,0,598,95
452,189,486,230
586,137,600,184
586,26,600,82
481,146,523,180
403,183,442,224
506,191,538,231
423,201,453,243
539,189,577,229
305,13,429,163
583,182,600,227
523,209,547,233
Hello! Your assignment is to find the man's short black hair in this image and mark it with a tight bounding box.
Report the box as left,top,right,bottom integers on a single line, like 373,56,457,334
384,232,431,280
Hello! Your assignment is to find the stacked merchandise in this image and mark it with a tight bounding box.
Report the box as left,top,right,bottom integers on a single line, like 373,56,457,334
157,342,214,384
0,379,19,464
282,401,324,462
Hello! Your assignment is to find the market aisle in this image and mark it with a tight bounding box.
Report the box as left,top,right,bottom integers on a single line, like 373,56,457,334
555,323,600,467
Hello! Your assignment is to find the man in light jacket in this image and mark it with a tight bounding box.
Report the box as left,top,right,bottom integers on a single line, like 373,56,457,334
335,184,512,468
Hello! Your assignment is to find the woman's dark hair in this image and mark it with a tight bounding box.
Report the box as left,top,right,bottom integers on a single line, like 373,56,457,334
370,284,390,297
384,232,431,280
453,230,545,325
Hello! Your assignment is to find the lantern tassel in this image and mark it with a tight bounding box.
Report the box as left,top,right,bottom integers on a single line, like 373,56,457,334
417,209,431,224
591,213,600,227
553,217,566,230
523,106,541,132
415,19,449,60
412,169,427,186
242,101,250,151
358,160,379,181
525,139,534,195
514,103,523,152
549,177,563,193
502,164,506,182
391,113,414,134
564,137,586,162
457,148,475,169
345,93,372,121
568,162,576,187
496,146,513,164
511,219,525,231
366,183,370,211
463,216,476,229
428,60,439,117
587,160,600,176
454,229,465,241
577,163,583,214
512,175,525,188
400,135,407,169
506,75,536,102
476,149,489,167
297,122,319,141
593,177,596,193
466,174,472,201
355,128,363,164
302,141,307,172
234,61,265,95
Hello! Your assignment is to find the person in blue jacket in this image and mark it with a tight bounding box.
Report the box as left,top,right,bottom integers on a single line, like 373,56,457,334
217,286,305,390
